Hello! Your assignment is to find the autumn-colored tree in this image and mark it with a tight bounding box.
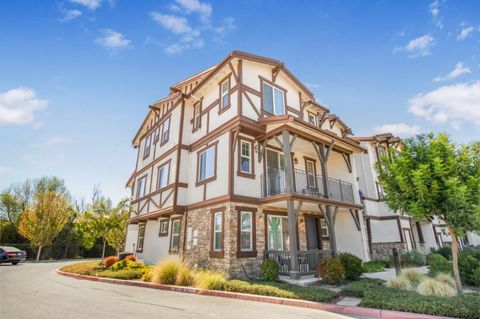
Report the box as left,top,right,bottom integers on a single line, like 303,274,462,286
376,133,480,293
19,191,72,261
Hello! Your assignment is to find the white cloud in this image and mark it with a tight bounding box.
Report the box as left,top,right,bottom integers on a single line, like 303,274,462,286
408,80,480,128
373,123,421,137
457,26,475,41
61,9,82,22
429,1,443,29
174,0,212,22
150,13,194,34
69,0,101,10
95,29,131,50
0,87,48,125
433,62,471,82
30,137,70,148
394,34,434,58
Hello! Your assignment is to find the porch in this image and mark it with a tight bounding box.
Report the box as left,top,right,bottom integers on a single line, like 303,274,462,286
265,249,332,275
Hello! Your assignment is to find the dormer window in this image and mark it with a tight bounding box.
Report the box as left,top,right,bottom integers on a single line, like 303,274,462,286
161,117,170,145
308,112,317,126
262,82,285,115
220,78,230,109
193,102,201,131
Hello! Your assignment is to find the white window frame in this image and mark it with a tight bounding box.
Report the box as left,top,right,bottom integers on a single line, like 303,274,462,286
262,82,285,115
137,223,145,251
306,159,316,188
157,162,170,189
240,211,253,251
159,220,169,236
198,146,215,182
320,218,329,237
193,103,201,130
220,79,229,109
267,215,289,251
213,212,223,252
144,134,152,158
161,117,170,144
136,176,146,199
240,140,252,174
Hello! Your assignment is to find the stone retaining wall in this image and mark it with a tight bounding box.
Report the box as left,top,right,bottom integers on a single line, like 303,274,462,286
370,242,407,261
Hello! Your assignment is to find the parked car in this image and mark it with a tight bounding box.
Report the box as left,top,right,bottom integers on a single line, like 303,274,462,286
0,246,27,265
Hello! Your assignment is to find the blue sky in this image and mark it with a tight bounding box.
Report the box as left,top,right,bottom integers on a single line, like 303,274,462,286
1,0,479,203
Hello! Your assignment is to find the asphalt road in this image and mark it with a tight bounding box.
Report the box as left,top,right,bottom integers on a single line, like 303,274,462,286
0,261,359,319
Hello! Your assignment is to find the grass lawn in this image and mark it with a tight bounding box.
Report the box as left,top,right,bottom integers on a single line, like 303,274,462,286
60,261,149,280
362,261,388,273
342,279,480,319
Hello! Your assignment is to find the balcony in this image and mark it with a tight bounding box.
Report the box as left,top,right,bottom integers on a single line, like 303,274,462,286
260,169,355,204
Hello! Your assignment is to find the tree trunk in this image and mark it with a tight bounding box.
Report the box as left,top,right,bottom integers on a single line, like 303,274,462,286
36,246,42,261
101,239,106,259
448,226,463,293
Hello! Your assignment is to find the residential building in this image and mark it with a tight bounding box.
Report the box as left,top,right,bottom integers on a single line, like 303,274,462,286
124,51,369,279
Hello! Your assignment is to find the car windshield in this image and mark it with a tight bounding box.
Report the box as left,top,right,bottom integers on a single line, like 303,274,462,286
0,246,21,252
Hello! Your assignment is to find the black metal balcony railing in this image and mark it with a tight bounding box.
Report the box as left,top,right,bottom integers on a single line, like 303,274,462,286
264,250,333,275
260,169,355,204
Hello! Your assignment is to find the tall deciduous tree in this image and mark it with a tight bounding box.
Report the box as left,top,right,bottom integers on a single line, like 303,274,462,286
106,199,130,255
376,133,480,292
0,190,22,224
18,191,72,261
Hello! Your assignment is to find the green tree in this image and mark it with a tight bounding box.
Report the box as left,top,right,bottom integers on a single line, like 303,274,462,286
0,189,22,224
376,133,480,292
106,199,130,255
19,191,72,261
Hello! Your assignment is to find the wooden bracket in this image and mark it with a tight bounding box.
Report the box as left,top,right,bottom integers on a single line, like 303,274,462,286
289,134,297,148
228,61,239,83
350,209,361,231
341,153,352,173
273,135,283,149
272,63,284,82
341,127,352,138
231,128,240,153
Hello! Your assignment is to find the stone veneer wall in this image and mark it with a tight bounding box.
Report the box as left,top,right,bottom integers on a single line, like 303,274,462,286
182,202,266,279
370,242,407,261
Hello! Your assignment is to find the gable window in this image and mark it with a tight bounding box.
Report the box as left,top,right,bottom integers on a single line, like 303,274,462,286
220,77,230,110
308,113,317,126
197,144,216,183
262,82,285,115
210,209,224,258
157,162,170,189
154,127,160,143
193,102,201,131
136,176,147,199
137,223,145,252
143,134,152,158
159,220,168,237
169,218,181,253
161,117,170,145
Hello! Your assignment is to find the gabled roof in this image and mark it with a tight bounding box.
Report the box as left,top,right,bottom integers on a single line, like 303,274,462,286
353,133,400,144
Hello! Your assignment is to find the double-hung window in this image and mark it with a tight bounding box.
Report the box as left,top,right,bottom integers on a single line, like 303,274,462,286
159,220,168,236
161,117,170,144
193,102,201,130
170,219,181,252
239,211,253,251
240,140,252,174
212,211,223,252
157,162,170,189
143,134,152,158
308,113,317,126
220,78,230,109
153,127,160,143
137,223,145,251
136,176,146,199
198,146,215,182
262,82,285,115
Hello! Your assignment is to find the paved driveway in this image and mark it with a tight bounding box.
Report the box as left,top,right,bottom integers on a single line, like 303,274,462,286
0,261,359,319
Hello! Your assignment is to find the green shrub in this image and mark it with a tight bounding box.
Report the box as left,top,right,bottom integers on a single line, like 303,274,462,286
363,261,387,273
471,267,480,287
339,252,364,280
100,269,144,280
401,251,427,266
260,259,280,281
111,259,128,271
141,267,153,282
461,247,480,260
416,277,457,297
194,271,226,290
434,246,452,260
151,260,181,285
342,279,480,319
224,280,336,302
428,258,452,276
317,257,345,285
459,254,480,286
426,253,447,266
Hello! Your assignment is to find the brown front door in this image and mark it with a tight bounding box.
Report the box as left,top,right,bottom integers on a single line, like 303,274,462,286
305,216,320,250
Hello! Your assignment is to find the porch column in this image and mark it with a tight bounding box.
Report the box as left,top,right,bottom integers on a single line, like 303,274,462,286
321,205,338,256
313,140,334,198
282,130,300,279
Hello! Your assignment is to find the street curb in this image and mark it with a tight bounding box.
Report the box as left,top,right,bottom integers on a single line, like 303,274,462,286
56,269,454,319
